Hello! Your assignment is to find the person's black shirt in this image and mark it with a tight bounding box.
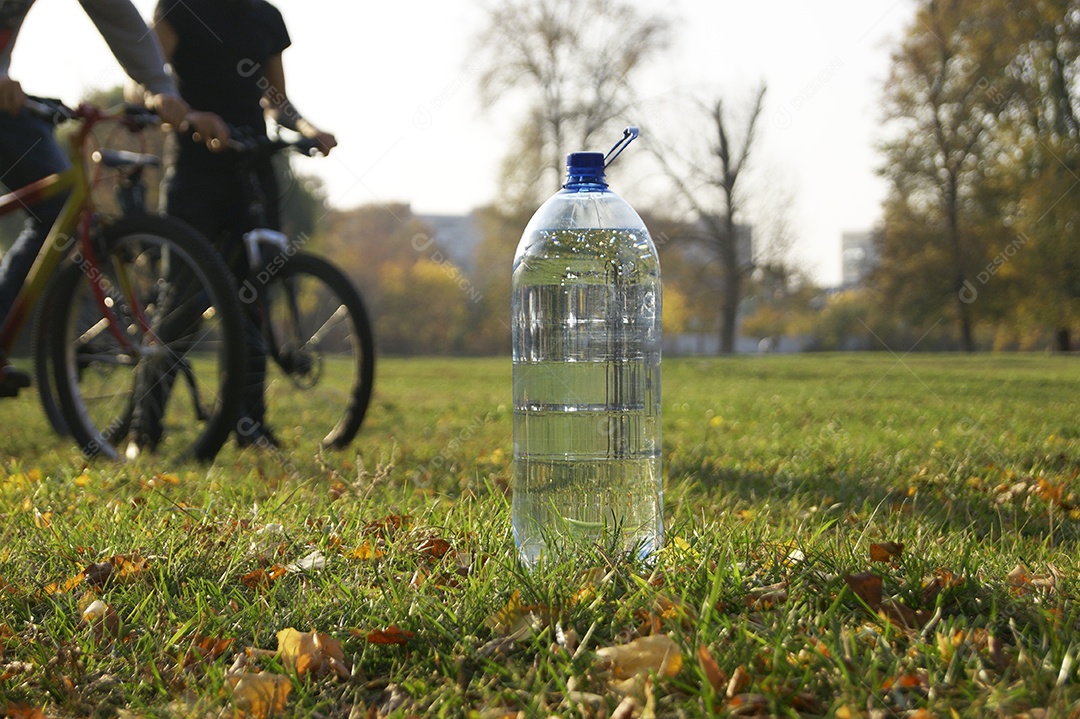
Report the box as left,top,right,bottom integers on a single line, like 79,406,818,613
155,0,290,167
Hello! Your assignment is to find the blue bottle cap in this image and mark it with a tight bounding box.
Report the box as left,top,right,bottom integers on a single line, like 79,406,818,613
565,151,606,185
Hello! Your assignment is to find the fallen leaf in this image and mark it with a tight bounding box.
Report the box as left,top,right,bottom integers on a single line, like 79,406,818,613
485,591,550,639
417,537,452,559
3,704,46,719
182,635,235,668
362,625,414,646
226,672,292,718
744,582,787,610
726,664,751,698
363,514,411,540
844,571,883,607
80,599,121,643
1007,564,1056,595
596,634,682,680
42,554,149,596
240,564,287,589
286,550,326,573
727,693,768,716
869,541,904,563
922,568,963,604
1035,478,1073,509
878,599,929,630
697,644,726,692
276,628,350,679
349,540,385,561
110,554,149,580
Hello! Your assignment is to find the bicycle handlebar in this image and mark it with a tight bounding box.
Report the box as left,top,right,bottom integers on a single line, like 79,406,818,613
23,96,160,131
223,128,324,159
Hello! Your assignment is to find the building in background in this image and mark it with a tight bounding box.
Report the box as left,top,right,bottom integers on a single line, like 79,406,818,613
416,212,484,276
841,230,879,288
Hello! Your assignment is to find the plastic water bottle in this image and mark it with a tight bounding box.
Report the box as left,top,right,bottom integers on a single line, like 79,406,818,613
511,128,662,568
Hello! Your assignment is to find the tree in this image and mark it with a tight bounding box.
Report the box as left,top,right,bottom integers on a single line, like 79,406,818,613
474,0,671,210
999,0,1080,350
651,84,767,354
877,0,1016,351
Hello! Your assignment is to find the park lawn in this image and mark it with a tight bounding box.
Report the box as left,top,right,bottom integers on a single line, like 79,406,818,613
0,353,1078,718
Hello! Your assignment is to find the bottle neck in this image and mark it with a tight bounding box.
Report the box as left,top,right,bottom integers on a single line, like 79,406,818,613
563,173,608,189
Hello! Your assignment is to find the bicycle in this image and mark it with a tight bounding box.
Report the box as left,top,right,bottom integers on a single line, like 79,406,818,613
0,98,247,461
219,129,375,449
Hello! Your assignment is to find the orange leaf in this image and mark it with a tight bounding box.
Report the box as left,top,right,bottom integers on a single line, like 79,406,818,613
869,541,904,563
44,570,86,595
844,571,883,607
240,564,288,589
4,704,46,719
110,553,149,580
1036,478,1066,506
726,693,768,713
183,634,235,668
696,644,726,692
364,625,414,645
349,540,385,561
417,537,451,559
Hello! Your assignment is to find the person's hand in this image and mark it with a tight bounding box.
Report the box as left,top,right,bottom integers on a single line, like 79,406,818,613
0,75,26,115
314,131,337,155
145,92,190,127
302,126,336,155
185,111,230,151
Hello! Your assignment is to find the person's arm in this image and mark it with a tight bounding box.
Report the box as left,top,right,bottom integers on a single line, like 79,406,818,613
77,0,187,125
261,53,337,155
0,75,26,115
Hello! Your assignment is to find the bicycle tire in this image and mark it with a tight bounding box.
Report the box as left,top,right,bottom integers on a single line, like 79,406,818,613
30,282,69,436
47,214,247,461
256,251,374,448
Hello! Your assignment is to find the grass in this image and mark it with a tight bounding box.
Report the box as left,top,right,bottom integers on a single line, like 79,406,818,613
1,353,1079,718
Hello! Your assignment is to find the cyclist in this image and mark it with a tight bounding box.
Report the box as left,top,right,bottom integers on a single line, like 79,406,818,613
0,0,221,397
152,0,337,447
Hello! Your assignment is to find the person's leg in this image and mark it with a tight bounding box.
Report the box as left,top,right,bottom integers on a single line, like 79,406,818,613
0,110,70,395
234,161,285,439
161,162,276,446
126,164,233,449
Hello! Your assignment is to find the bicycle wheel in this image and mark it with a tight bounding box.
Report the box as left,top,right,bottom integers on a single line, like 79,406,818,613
47,214,246,461
257,251,374,448
30,286,68,436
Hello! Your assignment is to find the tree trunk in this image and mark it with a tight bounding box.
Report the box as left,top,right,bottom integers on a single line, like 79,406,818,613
718,209,740,355
1056,328,1071,352
945,173,976,352
719,265,740,355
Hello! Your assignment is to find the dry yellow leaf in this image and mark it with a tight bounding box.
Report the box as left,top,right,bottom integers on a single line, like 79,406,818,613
276,628,350,678
226,672,292,718
350,540,385,561
596,634,683,680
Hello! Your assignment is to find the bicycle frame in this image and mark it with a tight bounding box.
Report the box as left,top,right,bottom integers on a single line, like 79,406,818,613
0,103,151,358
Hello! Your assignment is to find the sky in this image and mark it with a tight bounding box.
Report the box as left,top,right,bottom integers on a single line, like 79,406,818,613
10,0,914,285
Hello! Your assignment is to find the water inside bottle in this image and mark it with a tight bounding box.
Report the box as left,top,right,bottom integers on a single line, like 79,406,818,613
511,228,662,568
